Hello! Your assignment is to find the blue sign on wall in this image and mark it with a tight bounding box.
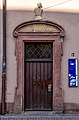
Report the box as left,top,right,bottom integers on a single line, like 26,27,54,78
68,59,78,87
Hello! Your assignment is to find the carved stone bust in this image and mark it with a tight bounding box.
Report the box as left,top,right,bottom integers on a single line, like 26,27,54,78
34,2,43,20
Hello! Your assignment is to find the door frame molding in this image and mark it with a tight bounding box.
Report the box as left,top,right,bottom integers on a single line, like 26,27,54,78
13,20,65,114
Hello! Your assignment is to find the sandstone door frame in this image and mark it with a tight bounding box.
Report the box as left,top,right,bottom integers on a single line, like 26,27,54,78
13,20,65,114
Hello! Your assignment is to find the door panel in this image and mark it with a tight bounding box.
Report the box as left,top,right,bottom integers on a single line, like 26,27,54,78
24,42,53,110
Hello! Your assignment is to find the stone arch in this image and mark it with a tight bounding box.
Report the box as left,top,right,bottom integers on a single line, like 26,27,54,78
13,20,64,37
13,20,65,114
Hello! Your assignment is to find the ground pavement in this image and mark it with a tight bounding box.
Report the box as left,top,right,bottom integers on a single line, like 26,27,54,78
1,111,79,120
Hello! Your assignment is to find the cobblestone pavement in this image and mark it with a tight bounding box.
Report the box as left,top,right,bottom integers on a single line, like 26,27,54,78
1,111,79,120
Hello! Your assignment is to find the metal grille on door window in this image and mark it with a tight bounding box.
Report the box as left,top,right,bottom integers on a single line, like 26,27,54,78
25,42,52,61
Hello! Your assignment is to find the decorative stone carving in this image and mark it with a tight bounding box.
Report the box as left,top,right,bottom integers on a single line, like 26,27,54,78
19,24,60,32
13,31,18,38
34,2,43,20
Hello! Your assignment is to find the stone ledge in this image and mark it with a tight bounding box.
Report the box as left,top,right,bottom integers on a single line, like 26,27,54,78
64,103,79,114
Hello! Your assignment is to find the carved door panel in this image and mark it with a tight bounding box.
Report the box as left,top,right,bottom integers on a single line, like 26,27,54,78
24,42,53,110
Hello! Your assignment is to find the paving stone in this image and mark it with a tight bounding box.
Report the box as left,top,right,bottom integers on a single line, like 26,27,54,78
1,112,79,120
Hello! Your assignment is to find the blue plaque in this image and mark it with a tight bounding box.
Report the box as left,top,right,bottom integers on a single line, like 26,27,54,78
68,59,78,87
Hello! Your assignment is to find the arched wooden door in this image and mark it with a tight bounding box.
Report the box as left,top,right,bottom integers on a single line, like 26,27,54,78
13,20,65,114
24,42,53,110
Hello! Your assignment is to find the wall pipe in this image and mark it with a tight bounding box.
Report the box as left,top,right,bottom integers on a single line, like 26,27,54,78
1,0,6,114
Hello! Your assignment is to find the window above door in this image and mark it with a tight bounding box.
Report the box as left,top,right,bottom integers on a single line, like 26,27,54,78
25,42,53,62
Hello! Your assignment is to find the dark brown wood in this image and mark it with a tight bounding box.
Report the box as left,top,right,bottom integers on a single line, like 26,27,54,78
24,56,53,110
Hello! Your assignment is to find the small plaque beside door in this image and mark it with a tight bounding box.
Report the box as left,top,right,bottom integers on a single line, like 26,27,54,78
48,84,52,92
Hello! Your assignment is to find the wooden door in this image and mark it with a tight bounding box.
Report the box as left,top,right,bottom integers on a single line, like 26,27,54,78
24,42,53,110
